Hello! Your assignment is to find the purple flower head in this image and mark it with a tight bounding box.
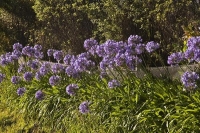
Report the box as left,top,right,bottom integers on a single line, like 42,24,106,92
51,63,65,74
34,51,44,59
35,71,43,80
49,75,61,86
116,41,127,51
35,90,44,100
69,55,76,65
18,64,26,73
63,54,73,65
0,73,5,83
84,38,98,51
0,54,9,66
135,43,145,54
33,45,44,59
194,49,200,62
99,60,107,71
181,71,199,91
39,62,51,75
74,57,95,72
23,72,33,82
17,87,26,96
65,66,79,78
125,45,136,56
12,50,22,59
77,52,90,59
96,45,106,57
146,41,160,53
114,53,126,66
0,52,14,64
103,40,118,55
102,56,115,68
27,60,40,70
53,50,63,62
88,45,97,55
187,36,200,49
167,52,184,65
34,44,42,51
108,79,120,88
22,46,35,57
79,101,90,114
47,49,55,57
184,48,195,62
6,53,17,63
128,35,142,46
11,76,21,84
13,43,23,51
66,84,79,96
125,55,138,70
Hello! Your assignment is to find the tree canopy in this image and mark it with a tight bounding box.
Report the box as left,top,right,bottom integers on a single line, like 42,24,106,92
0,0,200,62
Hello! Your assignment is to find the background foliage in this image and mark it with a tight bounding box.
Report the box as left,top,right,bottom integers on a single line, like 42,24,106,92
0,0,200,62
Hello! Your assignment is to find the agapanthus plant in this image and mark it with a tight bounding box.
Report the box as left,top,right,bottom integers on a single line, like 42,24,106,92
128,35,143,45
84,38,98,55
79,101,90,114
186,36,200,49
47,49,55,57
66,84,79,96
0,52,19,66
22,46,35,57
23,72,34,82
39,62,52,76
27,59,40,70
13,43,23,51
167,52,184,65
181,71,199,91
11,76,21,84
51,63,65,74
17,87,26,96
146,41,160,53
35,90,45,100
53,50,63,62
49,75,61,86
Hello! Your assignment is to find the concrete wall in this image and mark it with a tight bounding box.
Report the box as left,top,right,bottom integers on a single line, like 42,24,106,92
135,64,200,79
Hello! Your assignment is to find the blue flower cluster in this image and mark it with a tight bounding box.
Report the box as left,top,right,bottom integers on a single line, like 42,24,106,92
168,36,200,90
22,45,43,59
79,101,90,114
24,72,33,82
11,76,21,84
53,50,63,62
168,36,200,65
0,35,161,114
49,75,61,86
27,59,40,70
64,52,95,77
167,52,184,65
85,35,159,72
35,90,44,100
17,87,26,96
181,71,199,91
66,84,79,96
